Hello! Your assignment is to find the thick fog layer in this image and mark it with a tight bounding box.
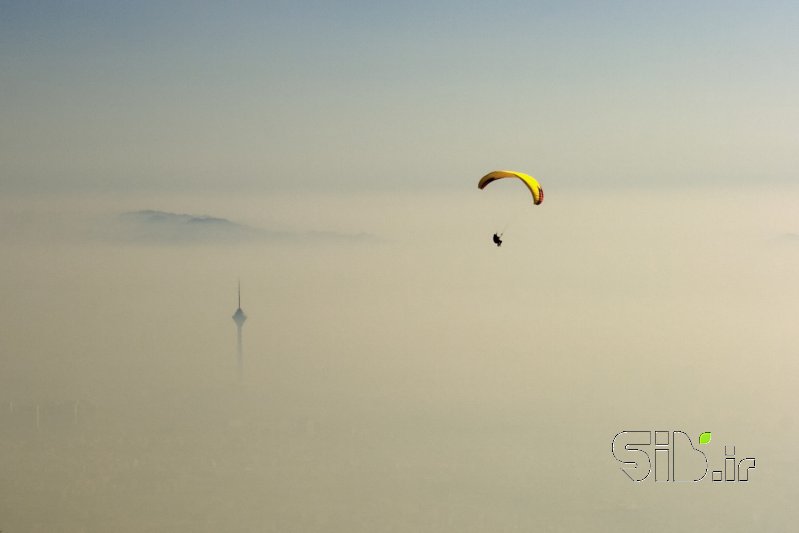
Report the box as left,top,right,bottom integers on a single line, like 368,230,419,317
1,185,797,531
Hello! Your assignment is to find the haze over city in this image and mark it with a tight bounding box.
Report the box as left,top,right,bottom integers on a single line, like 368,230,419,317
2,2,798,531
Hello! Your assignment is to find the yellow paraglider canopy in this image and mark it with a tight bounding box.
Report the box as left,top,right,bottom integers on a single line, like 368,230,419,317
478,170,544,205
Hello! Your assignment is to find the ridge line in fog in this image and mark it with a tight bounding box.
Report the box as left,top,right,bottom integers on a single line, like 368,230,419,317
111,209,378,245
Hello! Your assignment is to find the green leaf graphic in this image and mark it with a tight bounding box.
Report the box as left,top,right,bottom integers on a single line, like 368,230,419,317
699,432,711,445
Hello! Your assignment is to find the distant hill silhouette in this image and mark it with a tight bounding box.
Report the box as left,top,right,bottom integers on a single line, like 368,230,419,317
116,210,376,244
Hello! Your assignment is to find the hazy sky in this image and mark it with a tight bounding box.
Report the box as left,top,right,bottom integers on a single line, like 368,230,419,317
2,3,799,532
2,1,798,193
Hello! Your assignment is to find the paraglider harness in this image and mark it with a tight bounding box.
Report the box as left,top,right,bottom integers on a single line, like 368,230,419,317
493,233,503,247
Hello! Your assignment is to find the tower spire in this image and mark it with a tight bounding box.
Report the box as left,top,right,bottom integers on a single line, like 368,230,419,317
232,279,247,379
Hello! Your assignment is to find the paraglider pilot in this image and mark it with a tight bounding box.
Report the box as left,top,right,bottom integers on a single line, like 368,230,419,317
493,233,502,247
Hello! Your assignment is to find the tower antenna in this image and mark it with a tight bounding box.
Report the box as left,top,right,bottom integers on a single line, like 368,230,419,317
232,279,247,380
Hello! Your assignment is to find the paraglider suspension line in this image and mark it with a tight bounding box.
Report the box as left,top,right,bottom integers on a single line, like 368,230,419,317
499,206,524,236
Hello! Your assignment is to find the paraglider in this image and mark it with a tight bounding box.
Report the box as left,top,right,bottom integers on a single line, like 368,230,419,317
478,170,543,205
478,170,543,246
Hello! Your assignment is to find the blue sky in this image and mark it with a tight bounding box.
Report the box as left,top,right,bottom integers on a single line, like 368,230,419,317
2,6,799,530
2,1,798,192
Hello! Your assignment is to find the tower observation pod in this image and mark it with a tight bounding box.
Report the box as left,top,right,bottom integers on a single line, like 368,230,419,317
232,280,247,379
